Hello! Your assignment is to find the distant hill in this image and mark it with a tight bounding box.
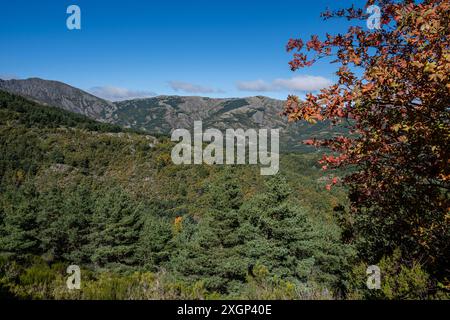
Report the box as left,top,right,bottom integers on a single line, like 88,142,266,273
113,95,345,152
0,90,123,133
0,78,116,120
0,78,347,151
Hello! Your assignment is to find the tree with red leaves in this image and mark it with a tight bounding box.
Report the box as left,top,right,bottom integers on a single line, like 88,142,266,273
284,0,449,283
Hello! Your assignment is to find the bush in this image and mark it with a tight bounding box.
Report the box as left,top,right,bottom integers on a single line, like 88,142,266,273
347,249,435,300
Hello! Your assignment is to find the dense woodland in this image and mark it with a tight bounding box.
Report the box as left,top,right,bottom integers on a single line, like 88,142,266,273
0,0,447,301
0,91,447,299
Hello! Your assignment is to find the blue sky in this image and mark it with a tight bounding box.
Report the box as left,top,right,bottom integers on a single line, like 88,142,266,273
0,0,360,100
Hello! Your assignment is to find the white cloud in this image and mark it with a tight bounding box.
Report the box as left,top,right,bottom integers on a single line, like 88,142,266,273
236,79,273,92
88,86,156,101
168,81,224,94
237,75,332,92
273,75,332,91
0,74,21,80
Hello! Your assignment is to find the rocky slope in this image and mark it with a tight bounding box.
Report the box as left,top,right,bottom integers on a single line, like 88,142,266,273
0,78,116,120
0,78,345,151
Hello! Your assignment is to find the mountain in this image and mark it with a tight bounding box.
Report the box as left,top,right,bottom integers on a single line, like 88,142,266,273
0,78,116,120
0,78,346,151
113,95,344,151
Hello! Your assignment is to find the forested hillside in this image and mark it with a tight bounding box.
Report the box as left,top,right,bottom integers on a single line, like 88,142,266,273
0,91,444,299
0,93,352,298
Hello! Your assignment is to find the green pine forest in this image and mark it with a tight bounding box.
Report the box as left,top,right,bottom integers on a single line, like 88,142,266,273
0,90,446,299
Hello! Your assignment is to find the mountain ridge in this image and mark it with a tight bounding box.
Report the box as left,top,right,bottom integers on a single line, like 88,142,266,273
0,78,117,120
0,78,345,151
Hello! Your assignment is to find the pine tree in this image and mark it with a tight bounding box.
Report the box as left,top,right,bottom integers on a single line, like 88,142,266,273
170,170,249,293
136,210,173,270
240,175,354,290
35,187,67,261
60,184,93,263
0,184,39,256
88,186,142,268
